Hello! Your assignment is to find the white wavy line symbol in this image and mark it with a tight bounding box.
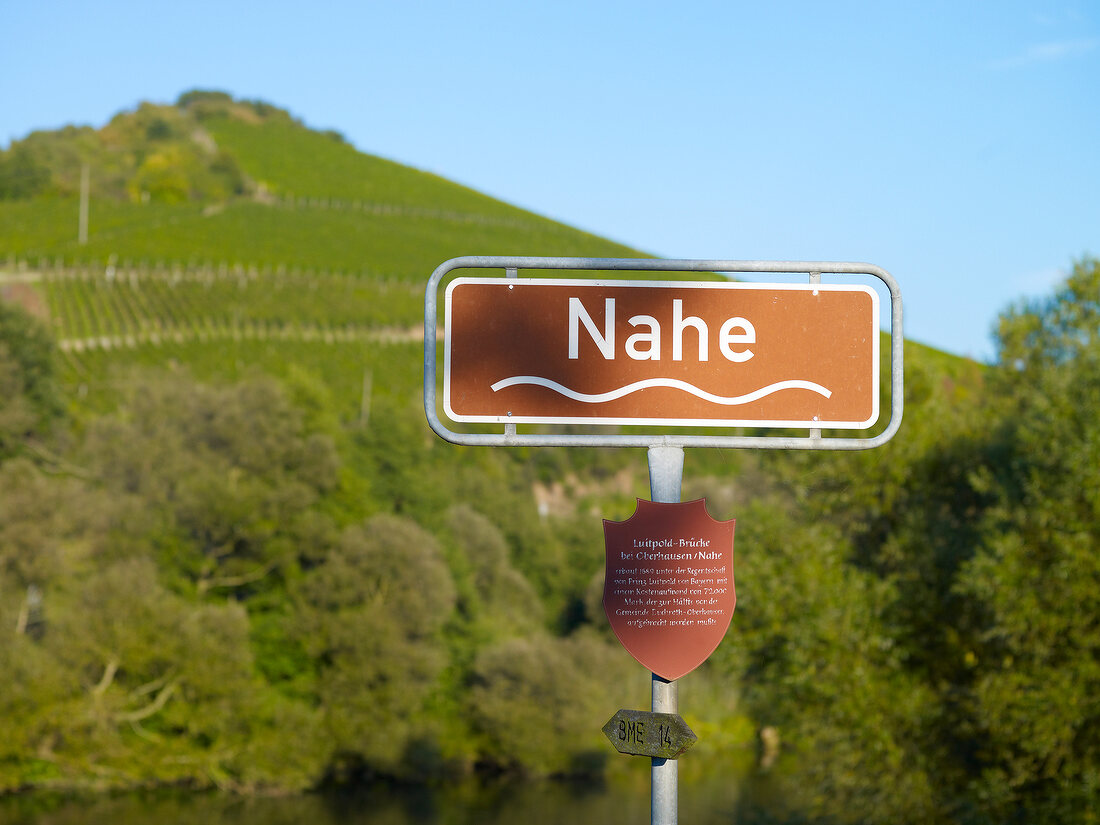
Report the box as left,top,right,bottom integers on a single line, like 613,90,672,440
490,376,832,406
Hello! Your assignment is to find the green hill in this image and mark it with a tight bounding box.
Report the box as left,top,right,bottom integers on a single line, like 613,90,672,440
1,90,922,409
8,91,1098,824
0,91,650,419
0,91,635,269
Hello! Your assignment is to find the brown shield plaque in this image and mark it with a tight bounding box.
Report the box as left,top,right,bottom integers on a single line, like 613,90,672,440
603,499,735,681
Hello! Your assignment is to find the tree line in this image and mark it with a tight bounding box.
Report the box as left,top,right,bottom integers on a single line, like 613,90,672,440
2,259,1099,823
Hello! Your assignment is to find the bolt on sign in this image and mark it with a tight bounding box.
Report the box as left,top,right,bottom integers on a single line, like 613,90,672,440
604,499,735,681
444,278,879,430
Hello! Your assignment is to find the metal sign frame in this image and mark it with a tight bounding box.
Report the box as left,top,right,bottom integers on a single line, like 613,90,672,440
424,256,903,450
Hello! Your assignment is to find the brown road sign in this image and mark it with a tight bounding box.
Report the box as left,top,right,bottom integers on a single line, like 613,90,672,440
444,278,880,429
602,709,698,759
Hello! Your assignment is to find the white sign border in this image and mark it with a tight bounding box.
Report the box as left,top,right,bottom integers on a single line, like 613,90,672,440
443,277,880,430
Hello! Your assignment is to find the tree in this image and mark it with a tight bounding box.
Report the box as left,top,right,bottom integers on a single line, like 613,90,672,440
0,302,63,460
714,497,940,823
466,631,626,776
953,257,1100,819
0,143,50,199
0,370,351,793
37,556,261,787
81,374,340,596
292,514,456,776
441,505,544,633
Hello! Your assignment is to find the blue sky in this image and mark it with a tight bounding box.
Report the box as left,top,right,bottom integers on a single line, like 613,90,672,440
2,1,1097,361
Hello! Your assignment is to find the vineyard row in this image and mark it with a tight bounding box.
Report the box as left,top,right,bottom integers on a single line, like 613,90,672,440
266,193,565,233
58,321,424,353
2,257,418,288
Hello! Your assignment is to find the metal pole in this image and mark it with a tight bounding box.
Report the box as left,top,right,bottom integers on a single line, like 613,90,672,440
78,163,90,245
647,445,684,825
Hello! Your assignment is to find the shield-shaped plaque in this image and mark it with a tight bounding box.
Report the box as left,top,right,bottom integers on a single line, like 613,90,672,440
603,499,735,681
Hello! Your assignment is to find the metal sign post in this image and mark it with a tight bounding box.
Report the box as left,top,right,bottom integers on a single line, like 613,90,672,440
424,257,903,825
649,445,685,825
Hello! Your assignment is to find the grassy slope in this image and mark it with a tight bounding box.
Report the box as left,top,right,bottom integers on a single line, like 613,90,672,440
0,103,686,295
206,116,536,214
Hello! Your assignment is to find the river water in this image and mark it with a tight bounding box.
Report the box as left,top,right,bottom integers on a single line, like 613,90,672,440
0,771,786,824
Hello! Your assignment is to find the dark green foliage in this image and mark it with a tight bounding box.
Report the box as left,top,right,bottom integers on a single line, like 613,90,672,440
442,505,544,632
79,374,340,597
467,632,626,776
947,258,1100,819
177,89,235,109
0,464,264,789
0,375,340,791
293,515,456,775
0,303,63,458
0,98,265,204
717,499,940,821
0,144,50,199
730,261,1100,822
